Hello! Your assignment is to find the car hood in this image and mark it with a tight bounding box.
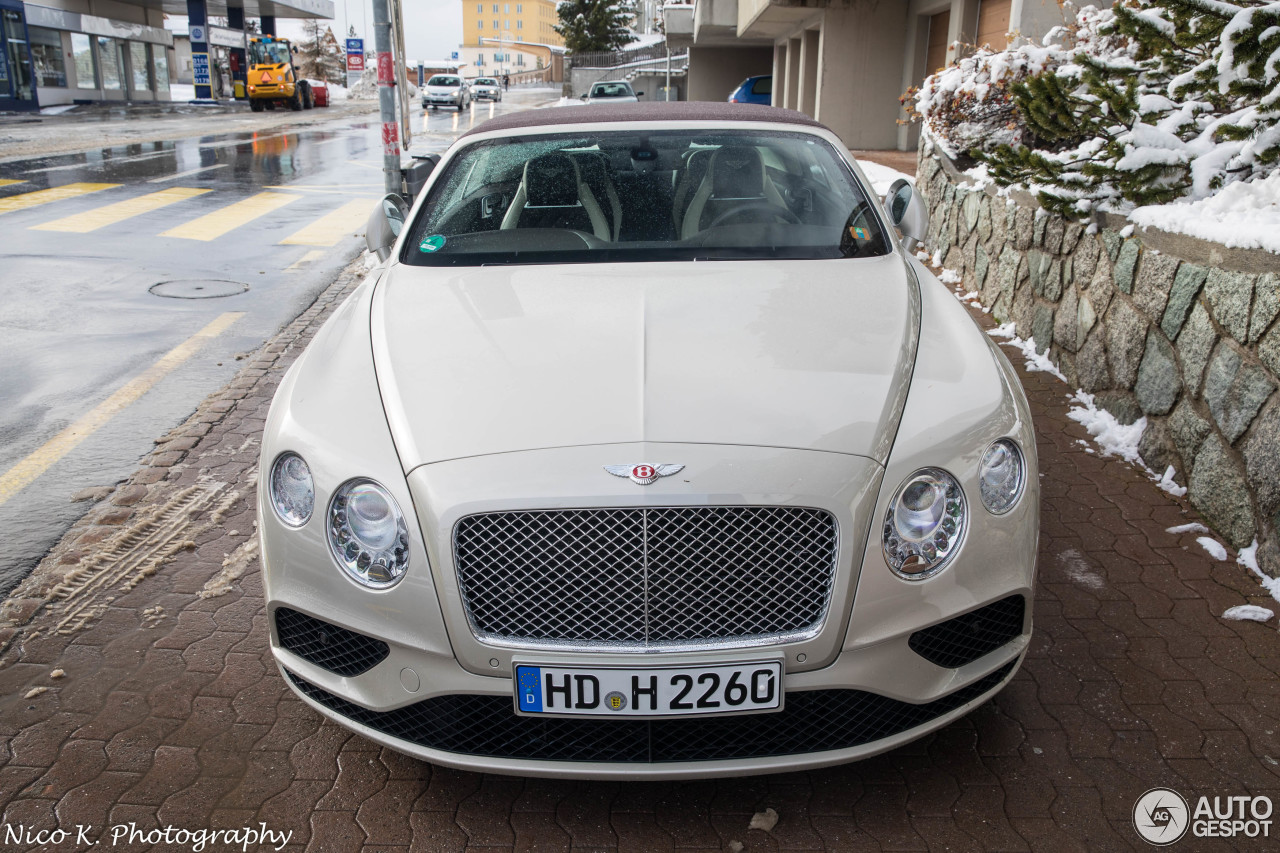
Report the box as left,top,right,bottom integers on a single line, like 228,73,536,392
427,85,460,93
371,255,918,470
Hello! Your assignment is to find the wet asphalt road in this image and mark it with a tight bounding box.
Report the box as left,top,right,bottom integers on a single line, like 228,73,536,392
0,90,556,594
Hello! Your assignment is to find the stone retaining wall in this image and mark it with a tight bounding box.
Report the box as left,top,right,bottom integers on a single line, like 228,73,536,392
916,140,1280,575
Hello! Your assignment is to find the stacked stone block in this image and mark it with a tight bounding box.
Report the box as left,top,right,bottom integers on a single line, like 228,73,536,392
917,148,1280,576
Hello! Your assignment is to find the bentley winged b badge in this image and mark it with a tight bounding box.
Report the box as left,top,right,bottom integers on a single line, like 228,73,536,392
604,464,685,485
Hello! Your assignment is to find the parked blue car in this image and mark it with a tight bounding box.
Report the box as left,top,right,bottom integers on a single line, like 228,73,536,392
728,75,772,105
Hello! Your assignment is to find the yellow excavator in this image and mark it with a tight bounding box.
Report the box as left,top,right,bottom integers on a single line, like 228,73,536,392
246,36,313,112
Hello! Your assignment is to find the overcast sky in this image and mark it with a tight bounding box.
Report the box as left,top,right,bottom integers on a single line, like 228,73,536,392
175,0,467,64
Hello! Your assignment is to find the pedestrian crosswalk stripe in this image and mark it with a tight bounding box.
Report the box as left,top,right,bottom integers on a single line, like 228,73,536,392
280,200,371,246
32,187,212,233
285,248,327,271
0,179,25,188
160,191,300,241
0,182,119,215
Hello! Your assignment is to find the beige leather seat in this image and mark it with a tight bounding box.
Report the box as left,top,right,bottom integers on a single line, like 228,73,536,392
501,153,611,240
680,146,790,240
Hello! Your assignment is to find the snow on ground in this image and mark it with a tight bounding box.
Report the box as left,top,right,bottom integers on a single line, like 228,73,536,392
1130,171,1280,254
170,83,195,101
988,323,1069,382
857,161,913,196
1166,522,1210,535
1197,536,1229,561
1222,605,1275,622
1064,390,1145,465
39,105,77,115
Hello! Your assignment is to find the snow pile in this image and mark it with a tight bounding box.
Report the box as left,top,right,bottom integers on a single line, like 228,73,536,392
1197,536,1229,561
345,66,418,100
1130,170,1280,253
1166,522,1210,535
1223,604,1275,622
1064,390,1146,465
988,323,1069,382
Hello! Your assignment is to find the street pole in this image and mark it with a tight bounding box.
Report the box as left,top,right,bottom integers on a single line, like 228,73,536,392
372,0,400,195
665,46,670,101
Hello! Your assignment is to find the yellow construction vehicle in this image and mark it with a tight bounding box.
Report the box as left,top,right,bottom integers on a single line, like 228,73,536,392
246,36,313,112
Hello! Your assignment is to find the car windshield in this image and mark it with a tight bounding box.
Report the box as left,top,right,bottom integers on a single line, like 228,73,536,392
590,83,632,98
476,78,498,86
429,75,460,87
401,129,891,266
249,42,292,65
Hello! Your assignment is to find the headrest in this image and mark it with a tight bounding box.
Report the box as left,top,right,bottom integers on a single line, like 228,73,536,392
524,153,581,207
710,146,765,199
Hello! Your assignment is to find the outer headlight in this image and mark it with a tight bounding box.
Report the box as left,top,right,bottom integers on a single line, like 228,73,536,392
327,479,410,589
882,467,966,579
269,452,314,527
979,439,1026,514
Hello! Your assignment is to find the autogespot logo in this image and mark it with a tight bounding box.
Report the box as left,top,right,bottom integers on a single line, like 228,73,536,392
1134,788,1190,846
1134,788,1276,844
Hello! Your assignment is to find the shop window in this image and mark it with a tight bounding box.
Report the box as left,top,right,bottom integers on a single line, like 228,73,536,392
129,41,149,92
97,36,124,89
2,9,35,100
71,33,95,88
29,27,66,87
152,46,169,93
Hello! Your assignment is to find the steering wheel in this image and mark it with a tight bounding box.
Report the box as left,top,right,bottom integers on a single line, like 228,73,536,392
707,201,801,229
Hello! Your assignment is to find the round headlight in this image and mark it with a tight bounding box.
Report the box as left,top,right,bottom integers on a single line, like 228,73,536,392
883,467,966,579
269,452,314,527
327,479,410,589
979,439,1025,514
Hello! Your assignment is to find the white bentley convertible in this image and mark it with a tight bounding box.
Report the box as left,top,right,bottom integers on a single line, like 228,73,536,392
258,102,1038,778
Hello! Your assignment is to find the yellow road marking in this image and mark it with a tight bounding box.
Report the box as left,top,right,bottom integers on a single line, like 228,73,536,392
160,191,299,241
285,248,327,271
32,187,212,233
280,200,371,246
263,187,381,197
0,182,119,215
0,312,244,507
265,183,381,189
0,179,25,188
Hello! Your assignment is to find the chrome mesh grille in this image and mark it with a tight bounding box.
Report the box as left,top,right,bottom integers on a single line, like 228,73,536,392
453,507,838,648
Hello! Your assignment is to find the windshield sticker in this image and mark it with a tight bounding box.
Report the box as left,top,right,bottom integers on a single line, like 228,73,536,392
849,226,870,240
420,234,446,253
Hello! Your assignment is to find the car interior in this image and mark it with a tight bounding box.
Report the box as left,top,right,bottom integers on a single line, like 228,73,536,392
403,131,890,264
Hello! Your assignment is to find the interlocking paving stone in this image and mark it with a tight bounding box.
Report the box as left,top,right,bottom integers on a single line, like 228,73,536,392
0,226,1278,851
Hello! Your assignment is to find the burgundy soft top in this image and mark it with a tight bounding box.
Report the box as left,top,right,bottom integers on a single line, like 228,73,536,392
458,101,829,138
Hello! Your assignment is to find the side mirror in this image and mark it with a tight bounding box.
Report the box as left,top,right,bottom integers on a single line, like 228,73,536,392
404,153,440,200
883,178,929,253
365,193,409,262
635,91,644,97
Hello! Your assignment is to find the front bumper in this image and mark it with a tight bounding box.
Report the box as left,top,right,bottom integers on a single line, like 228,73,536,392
269,598,1028,778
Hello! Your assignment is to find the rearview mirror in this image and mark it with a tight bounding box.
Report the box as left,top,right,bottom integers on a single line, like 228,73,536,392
883,178,928,253
365,194,409,262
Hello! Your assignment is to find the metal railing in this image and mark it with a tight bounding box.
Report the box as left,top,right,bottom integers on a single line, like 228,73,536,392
570,43,686,69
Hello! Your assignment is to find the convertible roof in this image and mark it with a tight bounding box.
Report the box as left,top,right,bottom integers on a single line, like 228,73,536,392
459,102,829,138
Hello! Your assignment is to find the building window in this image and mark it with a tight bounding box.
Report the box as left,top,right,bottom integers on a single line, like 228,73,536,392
153,46,169,93
477,52,484,64
97,36,124,90
517,20,522,29
503,3,509,11
503,19,510,29
70,33,96,88
516,53,524,65
493,19,499,29
477,3,482,11
29,27,67,87
477,19,482,27
516,4,522,11
492,4,498,11
129,41,149,92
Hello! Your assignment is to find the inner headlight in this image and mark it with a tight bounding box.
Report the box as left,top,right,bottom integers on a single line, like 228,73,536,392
269,452,313,527
882,467,966,579
327,479,410,589
979,439,1025,514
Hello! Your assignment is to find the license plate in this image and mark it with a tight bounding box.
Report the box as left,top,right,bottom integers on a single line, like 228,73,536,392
513,661,783,718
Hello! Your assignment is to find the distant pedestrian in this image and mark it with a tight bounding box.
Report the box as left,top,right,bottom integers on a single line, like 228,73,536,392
503,73,510,90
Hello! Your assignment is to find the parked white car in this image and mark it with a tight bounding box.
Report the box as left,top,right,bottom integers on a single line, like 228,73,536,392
471,76,503,101
259,102,1038,779
583,81,641,103
422,74,470,110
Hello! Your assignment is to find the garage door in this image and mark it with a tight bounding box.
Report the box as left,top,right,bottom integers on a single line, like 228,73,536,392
976,0,1011,49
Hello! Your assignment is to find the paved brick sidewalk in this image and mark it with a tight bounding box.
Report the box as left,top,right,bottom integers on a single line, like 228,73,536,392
1,247,1279,853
